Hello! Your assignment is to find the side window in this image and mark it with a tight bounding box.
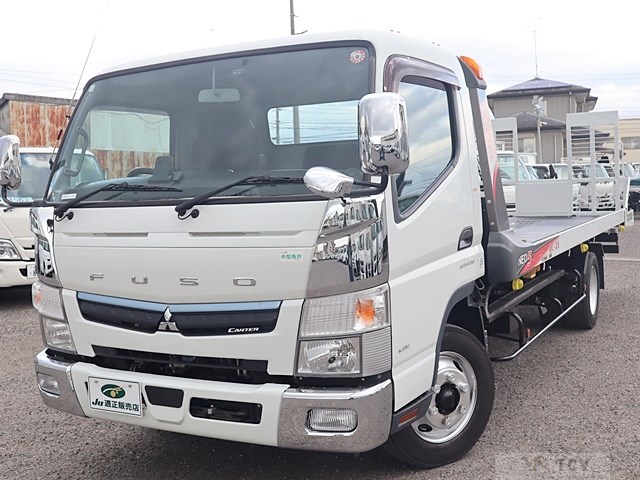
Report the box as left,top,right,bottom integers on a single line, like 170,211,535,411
396,77,454,213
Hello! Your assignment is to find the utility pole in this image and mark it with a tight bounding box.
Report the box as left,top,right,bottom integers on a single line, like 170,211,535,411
533,96,544,164
533,17,541,78
290,0,300,143
290,0,296,36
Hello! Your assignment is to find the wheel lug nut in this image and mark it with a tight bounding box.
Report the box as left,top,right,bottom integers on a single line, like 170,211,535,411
446,374,455,383
458,383,469,393
458,405,466,414
442,417,452,426
429,407,439,416
431,385,441,394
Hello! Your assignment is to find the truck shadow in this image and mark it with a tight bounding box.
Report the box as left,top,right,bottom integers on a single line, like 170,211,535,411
0,285,32,307
102,429,413,479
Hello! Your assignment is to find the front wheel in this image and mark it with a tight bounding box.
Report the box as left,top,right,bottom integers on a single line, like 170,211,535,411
385,325,494,468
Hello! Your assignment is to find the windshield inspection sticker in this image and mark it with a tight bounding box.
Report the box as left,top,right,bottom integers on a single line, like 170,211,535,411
60,193,77,200
280,251,303,263
349,49,367,64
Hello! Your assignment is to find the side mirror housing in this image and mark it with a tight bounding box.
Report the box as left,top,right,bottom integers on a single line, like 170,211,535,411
358,93,409,175
0,135,21,190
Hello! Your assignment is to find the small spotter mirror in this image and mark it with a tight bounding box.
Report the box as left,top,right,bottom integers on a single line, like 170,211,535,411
304,166,354,199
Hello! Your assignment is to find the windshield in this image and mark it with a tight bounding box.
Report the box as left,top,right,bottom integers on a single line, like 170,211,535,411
582,164,609,178
622,163,637,178
4,152,51,203
550,164,570,179
49,44,372,204
498,154,532,181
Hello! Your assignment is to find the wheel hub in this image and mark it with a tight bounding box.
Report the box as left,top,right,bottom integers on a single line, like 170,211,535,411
435,383,460,415
412,351,478,444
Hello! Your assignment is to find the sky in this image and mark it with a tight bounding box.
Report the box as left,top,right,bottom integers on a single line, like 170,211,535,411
3,0,640,117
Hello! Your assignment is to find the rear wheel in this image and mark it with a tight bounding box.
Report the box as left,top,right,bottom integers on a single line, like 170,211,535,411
563,252,599,329
385,325,494,468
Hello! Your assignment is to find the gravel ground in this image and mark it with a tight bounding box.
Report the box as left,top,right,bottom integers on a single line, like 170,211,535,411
1,219,638,480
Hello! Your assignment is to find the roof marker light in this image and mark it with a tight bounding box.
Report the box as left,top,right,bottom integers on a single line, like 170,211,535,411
459,56,484,80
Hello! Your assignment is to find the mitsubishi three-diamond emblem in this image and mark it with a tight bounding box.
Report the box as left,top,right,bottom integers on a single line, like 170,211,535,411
157,307,179,332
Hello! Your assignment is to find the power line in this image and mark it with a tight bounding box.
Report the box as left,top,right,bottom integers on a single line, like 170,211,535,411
0,68,78,76
0,73,75,88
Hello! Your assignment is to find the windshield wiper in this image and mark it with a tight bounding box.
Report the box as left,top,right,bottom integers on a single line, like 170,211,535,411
54,182,182,219
174,175,304,218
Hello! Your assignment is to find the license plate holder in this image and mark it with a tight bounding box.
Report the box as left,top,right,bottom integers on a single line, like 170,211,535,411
26,264,36,278
88,377,142,416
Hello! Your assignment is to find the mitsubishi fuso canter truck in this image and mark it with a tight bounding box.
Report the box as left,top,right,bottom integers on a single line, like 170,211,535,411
0,30,629,468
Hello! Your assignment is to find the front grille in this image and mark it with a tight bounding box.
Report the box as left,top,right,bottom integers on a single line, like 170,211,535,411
92,345,276,384
77,293,280,336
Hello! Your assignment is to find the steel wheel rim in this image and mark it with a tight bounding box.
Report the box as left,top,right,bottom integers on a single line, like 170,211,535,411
589,265,598,315
412,351,478,444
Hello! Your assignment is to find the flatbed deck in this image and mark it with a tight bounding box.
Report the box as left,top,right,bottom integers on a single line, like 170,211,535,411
486,209,626,284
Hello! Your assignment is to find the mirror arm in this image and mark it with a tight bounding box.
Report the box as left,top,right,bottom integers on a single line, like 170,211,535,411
1,186,33,208
352,167,389,195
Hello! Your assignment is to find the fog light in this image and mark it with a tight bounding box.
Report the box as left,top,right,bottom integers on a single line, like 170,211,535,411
307,408,357,432
37,373,61,396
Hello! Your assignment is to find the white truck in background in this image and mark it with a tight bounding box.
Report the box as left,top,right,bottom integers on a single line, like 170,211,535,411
1,31,630,468
0,147,104,287
0,147,49,287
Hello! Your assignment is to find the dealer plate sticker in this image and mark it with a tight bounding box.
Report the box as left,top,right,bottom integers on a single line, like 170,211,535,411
89,377,142,416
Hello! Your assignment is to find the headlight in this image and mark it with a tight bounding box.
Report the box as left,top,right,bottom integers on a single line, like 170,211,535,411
296,285,391,377
32,281,75,352
0,239,20,260
30,210,41,235
297,338,361,375
41,317,76,352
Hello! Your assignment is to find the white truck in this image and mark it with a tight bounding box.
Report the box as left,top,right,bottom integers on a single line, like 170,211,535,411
1,147,65,287
0,147,104,287
1,31,629,468
0,148,44,286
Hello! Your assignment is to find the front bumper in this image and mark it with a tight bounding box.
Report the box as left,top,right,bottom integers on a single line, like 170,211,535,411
0,259,36,287
35,350,393,453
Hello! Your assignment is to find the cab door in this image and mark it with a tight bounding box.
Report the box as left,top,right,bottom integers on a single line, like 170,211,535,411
384,57,484,409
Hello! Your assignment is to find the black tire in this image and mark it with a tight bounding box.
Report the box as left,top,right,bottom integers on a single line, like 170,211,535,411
563,252,599,329
384,325,494,469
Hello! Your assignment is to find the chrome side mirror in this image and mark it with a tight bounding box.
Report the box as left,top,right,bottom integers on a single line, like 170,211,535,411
304,166,354,199
0,135,21,189
359,93,409,175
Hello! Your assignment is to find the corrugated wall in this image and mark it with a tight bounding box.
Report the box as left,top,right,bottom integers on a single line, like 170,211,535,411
94,149,167,179
9,100,70,147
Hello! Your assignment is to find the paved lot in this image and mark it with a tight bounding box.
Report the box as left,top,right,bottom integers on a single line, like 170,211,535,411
1,220,639,480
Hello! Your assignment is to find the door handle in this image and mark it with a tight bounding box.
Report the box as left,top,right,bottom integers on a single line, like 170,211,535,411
458,227,474,250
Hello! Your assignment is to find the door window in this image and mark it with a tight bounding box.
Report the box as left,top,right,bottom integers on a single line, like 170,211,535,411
396,77,454,213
